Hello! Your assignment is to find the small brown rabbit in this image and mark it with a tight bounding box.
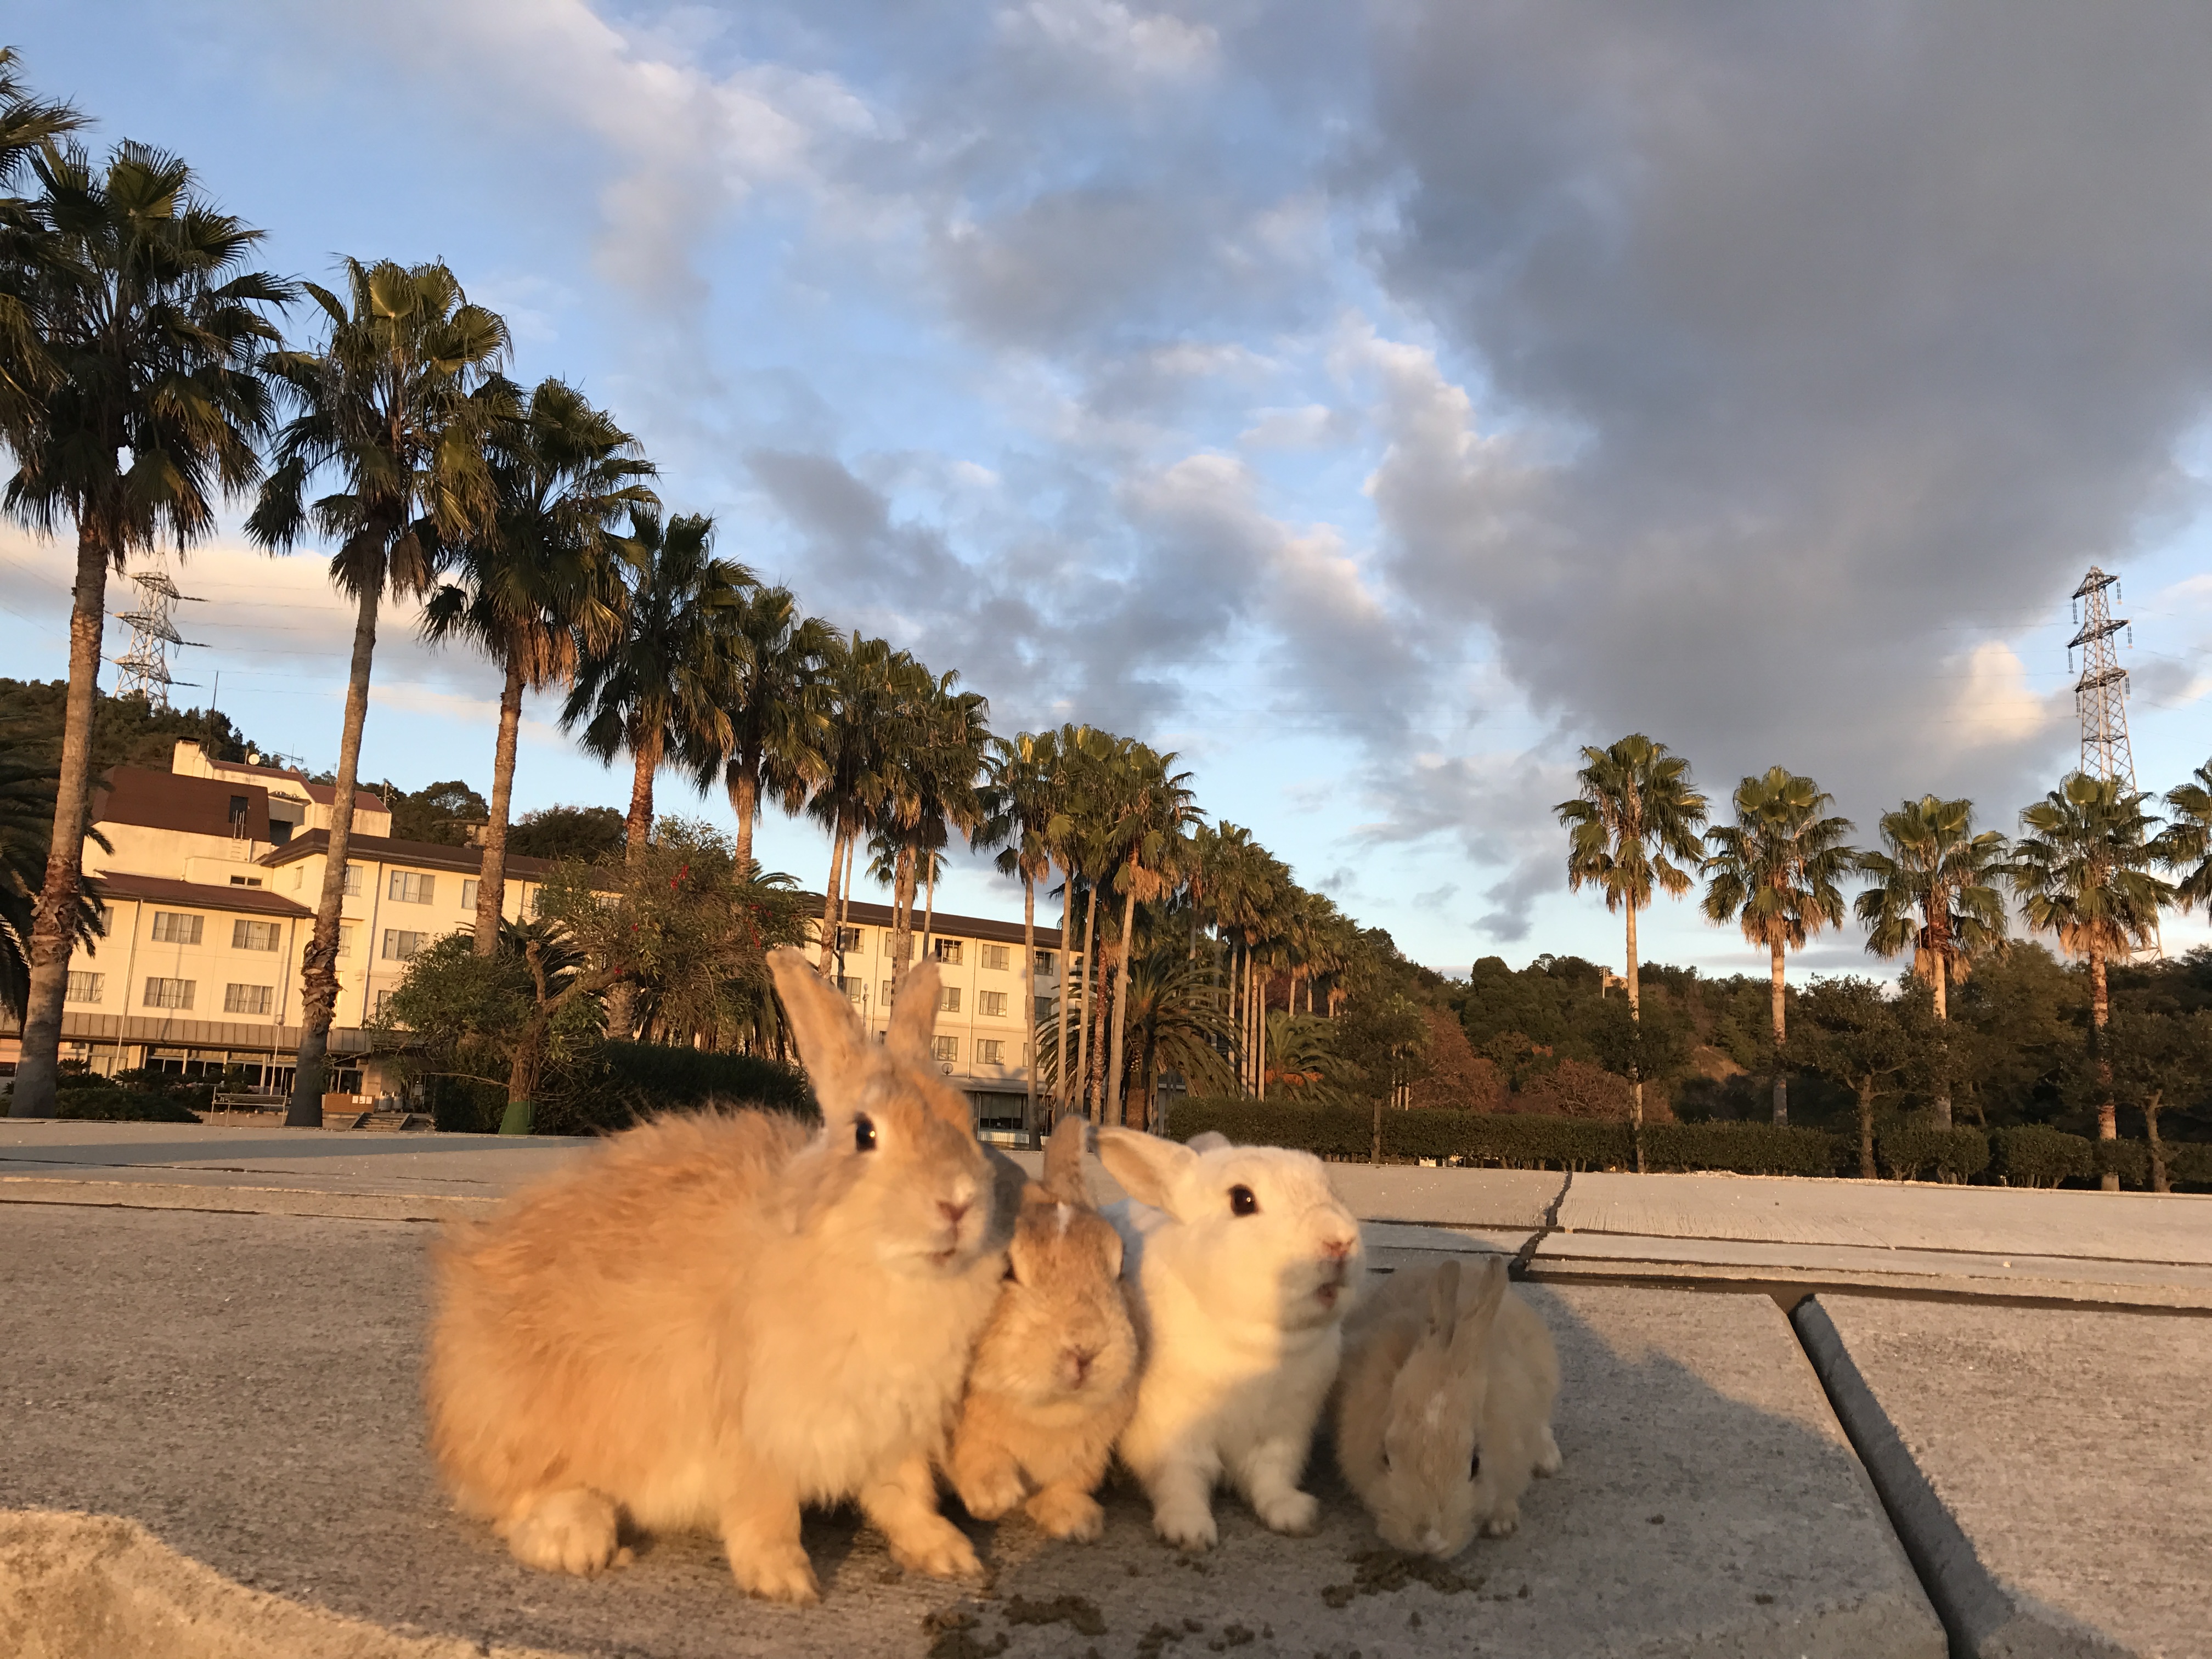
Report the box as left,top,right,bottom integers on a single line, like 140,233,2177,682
946,1113,1139,1542
1334,1255,1560,1559
425,949,1007,1605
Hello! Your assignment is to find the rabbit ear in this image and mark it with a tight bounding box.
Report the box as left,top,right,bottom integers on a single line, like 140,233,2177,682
1042,1112,1091,1206
885,959,943,1066
769,946,866,1109
1426,1259,1464,1338
1185,1131,1232,1154
1448,1256,1509,1364
1096,1126,1195,1211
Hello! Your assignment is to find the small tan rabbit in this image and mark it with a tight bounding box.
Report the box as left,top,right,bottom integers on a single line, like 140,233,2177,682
425,949,1007,1605
1334,1255,1561,1559
946,1113,1139,1542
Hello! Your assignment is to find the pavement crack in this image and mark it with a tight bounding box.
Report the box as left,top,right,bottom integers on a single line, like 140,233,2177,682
1514,1171,1572,1279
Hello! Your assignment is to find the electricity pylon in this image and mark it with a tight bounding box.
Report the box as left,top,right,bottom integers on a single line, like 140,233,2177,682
2067,566,2135,791
110,562,205,710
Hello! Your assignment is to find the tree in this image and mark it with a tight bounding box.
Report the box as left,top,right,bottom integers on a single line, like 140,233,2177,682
974,730,1063,1132
382,779,488,846
1701,767,1856,1126
1097,742,1198,1127
1793,977,1936,1179
0,738,106,1020
2160,758,2212,913
1855,795,2008,1127
2010,771,2172,1184
4,138,288,1119
1556,733,1707,1153
805,633,910,975
562,508,749,866
2092,1005,2212,1194
249,257,509,1124
506,804,625,862
425,377,654,951
708,585,831,872
881,669,988,995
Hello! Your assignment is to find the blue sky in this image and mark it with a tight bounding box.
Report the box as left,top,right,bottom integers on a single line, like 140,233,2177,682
5,2,2211,974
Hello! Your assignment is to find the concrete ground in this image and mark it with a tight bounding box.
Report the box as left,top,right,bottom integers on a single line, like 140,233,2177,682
2,1122,2207,1657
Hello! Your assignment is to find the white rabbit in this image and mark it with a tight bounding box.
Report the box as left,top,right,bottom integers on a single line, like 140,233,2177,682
426,949,1007,1605
1334,1255,1561,1558
1094,1126,1364,1552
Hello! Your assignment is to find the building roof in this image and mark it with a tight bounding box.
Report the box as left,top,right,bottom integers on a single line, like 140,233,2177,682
829,896,1065,951
260,829,556,882
93,766,272,843
211,758,383,814
93,871,315,918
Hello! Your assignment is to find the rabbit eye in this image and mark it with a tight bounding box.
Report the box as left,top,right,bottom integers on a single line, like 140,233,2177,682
1469,1448,1482,1480
854,1115,878,1153
1228,1185,1259,1217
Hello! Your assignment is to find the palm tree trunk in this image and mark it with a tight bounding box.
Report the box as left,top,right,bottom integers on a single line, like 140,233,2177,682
1932,955,1953,1129
1076,882,1098,1122
729,758,760,872
1769,936,1788,1127
1022,876,1038,1139
1106,860,1138,1127
2090,940,2117,1190
818,822,848,974
475,654,526,956
1858,1079,1877,1180
1626,899,1645,1171
889,843,918,995
1055,867,1073,1119
11,519,114,1119
288,581,380,1127
1256,956,1268,1102
920,856,937,966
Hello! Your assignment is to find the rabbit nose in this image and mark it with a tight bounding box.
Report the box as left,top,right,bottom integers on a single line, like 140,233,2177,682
1320,1234,1356,1261
1068,1346,1096,1384
938,1199,970,1227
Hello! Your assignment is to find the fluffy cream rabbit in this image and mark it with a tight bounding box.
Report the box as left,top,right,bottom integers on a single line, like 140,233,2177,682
1334,1255,1561,1559
946,1113,1139,1541
1096,1126,1364,1552
425,948,1006,1605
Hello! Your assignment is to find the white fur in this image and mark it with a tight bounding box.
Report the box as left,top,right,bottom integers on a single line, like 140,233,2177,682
1096,1127,1364,1551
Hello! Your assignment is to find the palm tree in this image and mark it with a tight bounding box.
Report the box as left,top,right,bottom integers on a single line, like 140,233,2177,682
1098,742,1199,1127
0,738,106,1021
1855,795,2008,1127
424,378,655,953
1555,734,1708,1143
805,633,909,975
250,257,507,1124
2011,772,2172,1179
2160,758,2212,912
708,586,832,873
562,509,751,863
1701,767,1856,1125
974,730,1061,1131
882,668,989,993
0,49,84,438
4,139,287,1119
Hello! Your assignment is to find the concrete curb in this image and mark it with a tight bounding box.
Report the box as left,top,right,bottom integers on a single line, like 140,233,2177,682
0,1177,491,1224
1790,1297,2135,1658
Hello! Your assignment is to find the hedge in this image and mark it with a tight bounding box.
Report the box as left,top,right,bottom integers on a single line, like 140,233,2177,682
2164,1143,2212,1189
1168,1099,1844,1176
50,1086,199,1124
1877,1126,1991,1183
532,1041,817,1136
1991,1125,2094,1188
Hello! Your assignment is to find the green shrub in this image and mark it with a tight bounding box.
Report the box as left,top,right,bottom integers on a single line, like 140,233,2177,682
1877,1125,1991,1183
1643,1122,1844,1177
2092,1138,2150,1189
2163,1143,2212,1190
51,1086,199,1124
1168,1099,1374,1159
1992,1124,2094,1188
533,1041,817,1136
429,1076,509,1135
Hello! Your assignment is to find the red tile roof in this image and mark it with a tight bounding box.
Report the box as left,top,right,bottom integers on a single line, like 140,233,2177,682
260,828,556,882
93,767,272,842
92,870,315,918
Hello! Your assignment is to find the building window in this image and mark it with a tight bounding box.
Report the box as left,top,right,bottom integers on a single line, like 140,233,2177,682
978,990,1008,1018
836,925,864,951
881,979,897,1007
341,864,362,896
887,933,913,961
981,943,1009,971
228,874,263,888
461,878,479,911
268,818,294,845
231,919,281,952
228,793,251,827
1034,949,1055,974
933,938,963,964
150,911,204,945
337,923,356,960
290,867,303,891
142,977,195,1011
939,986,962,1013
931,1035,959,1065
374,989,396,1019
835,975,865,1005
1034,995,1055,1024
382,928,428,961
976,1039,1005,1066
66,972,103,1004
223,983,273,1015
388,870,435,904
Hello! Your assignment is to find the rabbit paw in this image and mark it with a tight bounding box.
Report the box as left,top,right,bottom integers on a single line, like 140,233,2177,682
1027,1485,1106,1542
730,1542,821,1605
1254,1489,1321,1537
505,1488,622,1576
887,1515,985,1581
1153,1500,1218,1553
955,1463,1028,1522
1479,1504,1521,1538
1534,1425,1563,1477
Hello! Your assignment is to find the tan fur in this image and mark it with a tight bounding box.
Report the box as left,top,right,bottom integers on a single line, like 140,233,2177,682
946,1115,1139,1541
424,949,1007,1604
1334,1256,1561,1559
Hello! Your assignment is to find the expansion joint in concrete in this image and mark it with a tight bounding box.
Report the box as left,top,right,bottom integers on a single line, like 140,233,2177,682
1512,1170,1571,1279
